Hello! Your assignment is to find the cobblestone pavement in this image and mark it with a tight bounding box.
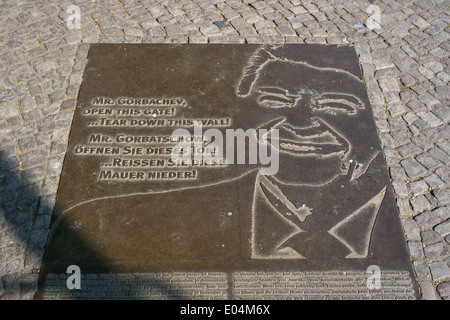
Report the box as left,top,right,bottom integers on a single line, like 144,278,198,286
0,0,449,300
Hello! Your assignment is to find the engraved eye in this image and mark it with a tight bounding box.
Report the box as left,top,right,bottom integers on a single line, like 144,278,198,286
256,87,300,109
258,95,294,108
313,101,357,115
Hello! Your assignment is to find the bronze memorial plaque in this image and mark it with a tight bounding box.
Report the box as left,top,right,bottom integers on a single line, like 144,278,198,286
37,44,419,300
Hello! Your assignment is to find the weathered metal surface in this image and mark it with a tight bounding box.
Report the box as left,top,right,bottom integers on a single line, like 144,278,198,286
37,44,418,299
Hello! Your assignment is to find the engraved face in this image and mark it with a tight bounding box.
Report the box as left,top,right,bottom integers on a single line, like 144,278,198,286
241,59,379,185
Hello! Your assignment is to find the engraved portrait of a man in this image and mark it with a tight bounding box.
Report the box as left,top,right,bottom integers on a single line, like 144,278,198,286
233,46,387,260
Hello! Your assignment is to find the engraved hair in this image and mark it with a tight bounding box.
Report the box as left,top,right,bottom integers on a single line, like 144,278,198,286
237,46,283,97
237,46,362,97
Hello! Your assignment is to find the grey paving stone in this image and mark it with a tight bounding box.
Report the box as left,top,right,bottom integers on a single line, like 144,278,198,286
45,156,62,176
284,36,303,44
433,189,450,206
0,134,14,147
22,109,43,123
411,135,434,151
392,179,409,197
19,273,39,300
379,134,396,148
19,148,49,170
430,76,445,86
375,119,389,133
422,230,441,246
436,71,450,83
398,143,422,158
423,127,445,144
391,130,411,146
436,141,450,157
411,78,439,95
401,158,428,179
402,44,417,58
22,165,45,183
424,241,450,261
429,261,450,282
425,194,440,210
402,219,422,240
27,228,49,249
18,136,36,152
36,117,56,132
289,6,307,15
415,207,450,230
40,175,59,196
429,47,449,59
424,174,445,189
373,58,395,70
121,27,143,37
384,147,401,166
5,118,23,132
435,219,450,238
424,61,444,73
32,60,57,74
408,240,424,259
407,99,427,112
400,74,417,86
417,111,443,127
0,273,21,300
199,24,222,36
48,90,67,103
388,103,406,117
42,103,60,116
416,153,442,170
378,77,400,92
244,35,265,44
391,27,410,39
411,195,432,213
435,166,449,183
60,99,76,111
397,198,414,218
36,195,56,216
418,65,435,80
276,25,297,36
418,281,440,300
414,258,431,279
50,140,67,155
188,36,208,43
0,105,20,119
413,82,434,96
435,85,450,100
408,180,430,196
437,281,450,300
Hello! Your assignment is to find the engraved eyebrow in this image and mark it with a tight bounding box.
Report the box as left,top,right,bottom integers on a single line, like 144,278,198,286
313,93,365,115
258,95,292,104
256,87,289,95
317,93,364,108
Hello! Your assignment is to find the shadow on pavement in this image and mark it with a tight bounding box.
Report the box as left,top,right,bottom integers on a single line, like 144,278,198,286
0,133,185,300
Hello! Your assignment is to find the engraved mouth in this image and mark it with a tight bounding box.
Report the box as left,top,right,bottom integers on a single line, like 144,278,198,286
259,117,349,157
278,140,346,155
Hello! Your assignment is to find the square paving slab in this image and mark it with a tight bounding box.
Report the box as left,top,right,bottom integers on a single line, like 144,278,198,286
37,44,418,300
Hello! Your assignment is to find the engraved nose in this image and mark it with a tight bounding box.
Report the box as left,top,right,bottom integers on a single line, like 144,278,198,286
284,95,315,128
